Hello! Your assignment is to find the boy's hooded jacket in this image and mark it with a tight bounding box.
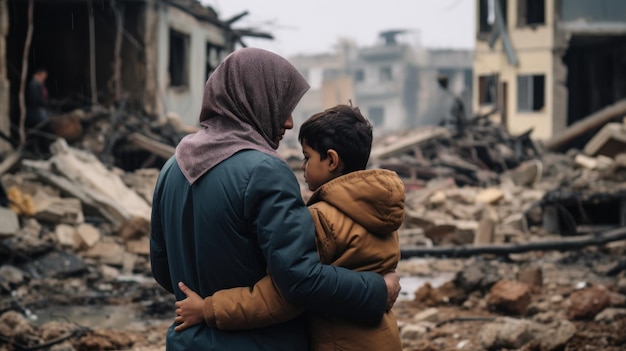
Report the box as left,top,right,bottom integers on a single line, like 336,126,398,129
150,48,389,351
201,169,406,351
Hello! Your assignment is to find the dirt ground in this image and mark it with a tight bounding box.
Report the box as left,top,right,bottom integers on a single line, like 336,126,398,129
393,249,626,351
1,244,625,351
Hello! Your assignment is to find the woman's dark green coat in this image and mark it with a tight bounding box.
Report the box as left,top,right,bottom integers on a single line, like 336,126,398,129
150,150,387,350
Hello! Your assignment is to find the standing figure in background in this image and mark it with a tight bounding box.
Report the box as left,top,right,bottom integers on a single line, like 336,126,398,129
437,74,467,136
25,68,53,153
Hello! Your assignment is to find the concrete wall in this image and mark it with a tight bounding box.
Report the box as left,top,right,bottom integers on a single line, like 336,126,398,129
289,40,472,137
352,46,414,132
288,51,351,145
156,5,227,126
321,75,354,109
473,0,556,140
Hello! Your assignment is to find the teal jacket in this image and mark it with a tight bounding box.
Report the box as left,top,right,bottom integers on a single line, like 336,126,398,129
150,150,387,350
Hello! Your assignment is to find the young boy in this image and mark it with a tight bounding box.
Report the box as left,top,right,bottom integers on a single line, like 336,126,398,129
174,104,405,350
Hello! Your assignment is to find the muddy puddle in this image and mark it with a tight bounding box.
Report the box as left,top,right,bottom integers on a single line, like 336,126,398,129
30,304,143,329
399,273,455,300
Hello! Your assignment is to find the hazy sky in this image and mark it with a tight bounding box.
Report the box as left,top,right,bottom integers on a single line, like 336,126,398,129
201,0,475,57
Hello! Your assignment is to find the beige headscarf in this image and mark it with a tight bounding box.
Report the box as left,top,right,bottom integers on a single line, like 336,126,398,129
176,48,310,184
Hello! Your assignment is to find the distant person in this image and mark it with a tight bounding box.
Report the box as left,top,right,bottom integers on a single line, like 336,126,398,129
149,48,401,351
173,103,406,351
25,68,53,153
437,75,467,135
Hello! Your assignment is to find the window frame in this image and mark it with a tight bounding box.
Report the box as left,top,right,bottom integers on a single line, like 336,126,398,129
168,29,191,88
517,74,545,112
379,66,393,82
517,0,545,27
478,74,498,106
368,106,385,127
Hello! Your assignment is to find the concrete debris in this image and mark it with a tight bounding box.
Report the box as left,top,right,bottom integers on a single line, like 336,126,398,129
0,109,625,350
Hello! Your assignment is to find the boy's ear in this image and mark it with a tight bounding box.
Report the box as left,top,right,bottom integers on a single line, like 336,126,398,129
326,149,342,173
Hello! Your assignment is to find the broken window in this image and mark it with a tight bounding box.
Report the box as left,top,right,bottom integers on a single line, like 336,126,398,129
205,44,223,80
517,74,545,112
380,66,393,82
354,69,365,82
518,0,545,26
478,0,508,34
169,29,190,88
478,74,497,106
368,106,385,126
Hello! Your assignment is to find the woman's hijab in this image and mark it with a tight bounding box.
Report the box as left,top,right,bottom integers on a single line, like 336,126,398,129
176,48,310,184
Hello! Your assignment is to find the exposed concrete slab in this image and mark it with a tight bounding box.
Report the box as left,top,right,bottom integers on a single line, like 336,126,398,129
583,122,626,158
0,206,19,237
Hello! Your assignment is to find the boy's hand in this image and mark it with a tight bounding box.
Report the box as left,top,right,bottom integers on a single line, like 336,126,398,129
383,270,401,311
174,282,205,332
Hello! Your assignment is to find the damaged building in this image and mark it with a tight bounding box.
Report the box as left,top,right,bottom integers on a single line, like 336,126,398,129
0,0,269,152
473,0,626,145
287,31,473,145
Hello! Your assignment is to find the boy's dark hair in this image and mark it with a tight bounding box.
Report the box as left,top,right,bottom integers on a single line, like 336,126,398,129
299,103,373,174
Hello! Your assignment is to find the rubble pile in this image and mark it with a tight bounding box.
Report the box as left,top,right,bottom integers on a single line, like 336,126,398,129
0,113,624,350
0,113,173,350
371,120,541,188
380,121,626,350
372,120,626,255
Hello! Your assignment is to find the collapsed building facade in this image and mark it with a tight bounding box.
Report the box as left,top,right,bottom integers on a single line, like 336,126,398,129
287,32,473,145
473,0,626,144
0,0,268,153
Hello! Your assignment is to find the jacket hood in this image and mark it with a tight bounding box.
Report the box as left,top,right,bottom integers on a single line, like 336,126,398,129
307,169,405,235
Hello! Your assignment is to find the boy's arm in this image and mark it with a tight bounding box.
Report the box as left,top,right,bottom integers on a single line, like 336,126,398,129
175,276,305,331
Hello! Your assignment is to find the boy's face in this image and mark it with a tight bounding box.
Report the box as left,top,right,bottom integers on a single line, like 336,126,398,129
301,142,336,192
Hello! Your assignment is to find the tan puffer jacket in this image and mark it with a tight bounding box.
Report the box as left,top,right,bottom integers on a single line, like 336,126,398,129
203,169,406,351
307,169,405,351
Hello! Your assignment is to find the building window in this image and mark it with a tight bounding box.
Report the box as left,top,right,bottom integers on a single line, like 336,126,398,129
169,29,190,87
478,75,497,106
478,0,507,34
517,74,545,112
354,69,365,82
518,0,545,26
205,44,223,80
380,66,392,82
323,69,340,80
368,106,385,126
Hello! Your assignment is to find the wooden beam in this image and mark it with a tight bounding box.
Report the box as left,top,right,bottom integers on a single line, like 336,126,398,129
0,150,21,175
18,0,34,146
400,226,626,259
370,127,450,160
544,99,626,151
88,0,98,105
127,132,175,159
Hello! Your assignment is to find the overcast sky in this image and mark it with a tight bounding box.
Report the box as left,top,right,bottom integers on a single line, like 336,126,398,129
201,0,475,57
